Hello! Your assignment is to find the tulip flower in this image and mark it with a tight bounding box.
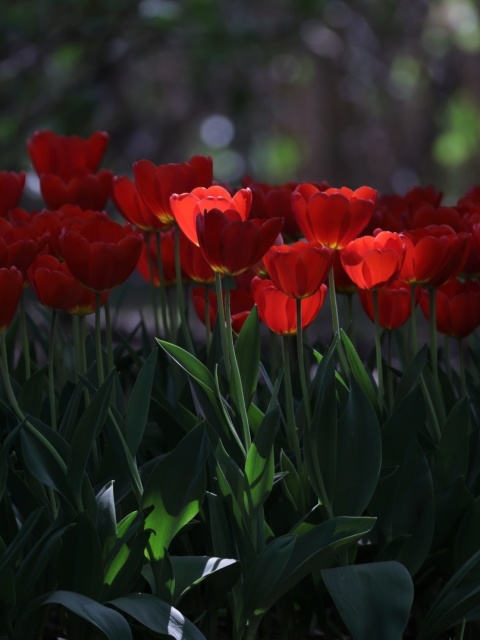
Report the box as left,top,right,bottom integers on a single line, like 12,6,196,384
133,156,213,226
0,221,43,278
196,208,283,276
292,184,377,250
59,213,143,292
38,170,113,211
418,279,480,339
263,240,332,298
112,175,168,232
246,180,301,238
171,185,252,246
27,130,109,182
180,231,215,284
0,267,23,334
0,172,26,217
136,229,177,287
340,231,406,290
252,276,327,335
192,285,254,334
358,281,413,330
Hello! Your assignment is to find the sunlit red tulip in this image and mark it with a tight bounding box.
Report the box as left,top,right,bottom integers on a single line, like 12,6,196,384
340,231,405,290
171,185,251,246
192,285,254,334
39,170,113,210
133,156,213,227
112,175,168,232
252,276,327,335
28,130,109,182
358,280,413,329
418,279,480,338
263,240,331,298
292,184,377,250
136,229,177,287
59,213,143,292
0,267,23,333
180,231,215,284
399,225,470,287
196,208,283,276
0,172,26,217
28,254,108,315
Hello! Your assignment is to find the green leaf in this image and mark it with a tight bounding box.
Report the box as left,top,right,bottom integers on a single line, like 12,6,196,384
102,529,152,601
333,378,382,516
170,556,241,604
340,329,378,412
67,371,115,507
96,481,117,553
0,538,15,614
141,425,209,560
32,590,132,640
232,306,260,409
243,409,278,515
125,349,157,456
394,345,428,408
0,507,43,577
322,561,414,640
455,496,480,571
157,340,216,396
19,366,47,418
435,397,470,488
109,593,205,639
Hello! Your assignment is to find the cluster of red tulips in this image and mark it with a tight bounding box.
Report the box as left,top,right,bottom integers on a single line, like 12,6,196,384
1,129,480,348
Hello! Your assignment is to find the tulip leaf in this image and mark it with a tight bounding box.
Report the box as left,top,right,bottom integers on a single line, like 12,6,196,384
322,561,414,640
141,425,208,560
435,397,470,488
394,344,428,407
0,507,43,577
340,329,378,412
19,366,47,418
170,556,241,604
125,348,157,456
232,305,260,409
96,481,117,552
243,409,278,515
157,339,216,396
109,592,206,639
454,496,480,571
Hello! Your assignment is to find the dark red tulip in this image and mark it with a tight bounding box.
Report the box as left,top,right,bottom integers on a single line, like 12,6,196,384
252,276,327,335
0,172,25,217
196,208,283,276
112,175,168,232
192,285,254,334
246,180,301,238
28,130,109,182
0,267,23,333
133,156,213,227
180,231,215,284
171,185,251,246
39,169,113,210
419,279,480,338
340,231,405,290
358,280,413,329
136,229,177,287
263,240,331,298
0,221,42,277
59,213,143,292
292,184,377,250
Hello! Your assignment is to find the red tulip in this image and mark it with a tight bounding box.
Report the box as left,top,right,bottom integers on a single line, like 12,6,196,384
292,184,377,250
399,225,470,287
180,231,215,284
0,267,23,333
171,185,251,246
39,169,113,210
263,240,331,298
112,175,168,232
418,279,480,338
28,254,108,315
28,130,109,182
331,250,356,294
196,208,283,276
0,221,43,277
192,285,254,334
133,156,213,227
59,213,143,292
0,172,25,217
246,180,300,238
136,229,177,287
252,276,327,335
340,231,406,290
358,280,413,329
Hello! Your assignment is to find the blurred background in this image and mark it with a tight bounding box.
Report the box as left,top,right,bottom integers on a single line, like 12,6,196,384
2,0,480,202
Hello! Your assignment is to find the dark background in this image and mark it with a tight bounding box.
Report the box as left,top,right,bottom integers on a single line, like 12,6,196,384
2,0,480,201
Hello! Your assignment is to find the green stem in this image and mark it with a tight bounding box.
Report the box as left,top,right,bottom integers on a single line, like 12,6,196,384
225,284,251,451
387,328,394,411
429,287,438,381
20,290,31,378
95,293,105,386
296,297,311,427
155,231,172,340
47,310,58,431
346,292,355,344
328,267,349,376
214,272,230,376
104,298,114,375
373,289,384,411
78,315,90,406
281,336,302,471
410,284,418,355
145,232,160,337
174,226,194,352
459,338,467,398
204,285,211,352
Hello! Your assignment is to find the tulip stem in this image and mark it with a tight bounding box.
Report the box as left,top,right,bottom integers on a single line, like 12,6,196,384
174,226,194,353
429,287,438,381
458,338,467,398
281,336,302,471
373,289,384,411
214,273,231,376
410,284,418,356
95,293,105,386
155,231,172,341
346,293,355,345
296,298,311,428
225,283,251,451
204,286,211,352
47,309,58,431
145,232,160,337
328,267,349,376
20,290,31,379
75,314,91,406
105,298,114,375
